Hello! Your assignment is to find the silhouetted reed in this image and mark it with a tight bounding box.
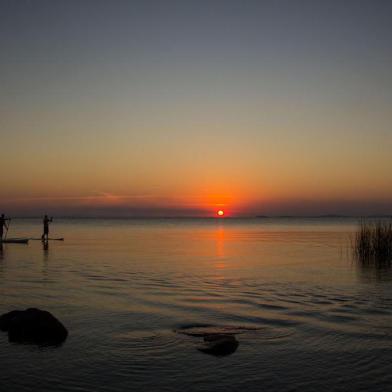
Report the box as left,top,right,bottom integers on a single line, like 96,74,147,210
354,220,392,266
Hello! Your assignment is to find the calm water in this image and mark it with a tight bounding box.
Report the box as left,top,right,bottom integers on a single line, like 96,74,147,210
1,218,392,392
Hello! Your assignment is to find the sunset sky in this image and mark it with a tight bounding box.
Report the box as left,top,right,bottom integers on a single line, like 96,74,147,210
1,0,392,217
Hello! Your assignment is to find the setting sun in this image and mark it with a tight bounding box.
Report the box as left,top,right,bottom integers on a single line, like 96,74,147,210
217,210,224,217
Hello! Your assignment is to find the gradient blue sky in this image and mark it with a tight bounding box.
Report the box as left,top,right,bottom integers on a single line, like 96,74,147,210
1,0,392,216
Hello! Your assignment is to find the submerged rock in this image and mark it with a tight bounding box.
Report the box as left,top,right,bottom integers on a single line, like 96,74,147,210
197,334,239,356
0,308,68,346
175,323,268,356
175,324,261,337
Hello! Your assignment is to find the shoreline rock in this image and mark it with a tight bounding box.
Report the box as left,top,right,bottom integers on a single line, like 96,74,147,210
0,308,68,346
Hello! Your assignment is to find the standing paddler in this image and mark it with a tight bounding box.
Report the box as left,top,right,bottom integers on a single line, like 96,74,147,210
41,215,53,241
0,214,11,240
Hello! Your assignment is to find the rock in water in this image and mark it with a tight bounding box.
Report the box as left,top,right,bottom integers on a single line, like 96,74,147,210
197,334,239,356
0,308,68,346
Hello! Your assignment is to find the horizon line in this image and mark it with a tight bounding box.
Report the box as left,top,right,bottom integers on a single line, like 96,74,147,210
6,214,392,220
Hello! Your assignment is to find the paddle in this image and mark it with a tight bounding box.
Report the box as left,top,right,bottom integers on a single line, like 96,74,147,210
29,238,64,241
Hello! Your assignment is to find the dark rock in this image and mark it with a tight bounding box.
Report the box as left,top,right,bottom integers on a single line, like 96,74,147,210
0,308,68,346
197,334,239,356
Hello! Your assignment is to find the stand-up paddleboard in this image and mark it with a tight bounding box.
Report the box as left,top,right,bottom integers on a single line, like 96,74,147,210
29,238,64,241
0,238,29,244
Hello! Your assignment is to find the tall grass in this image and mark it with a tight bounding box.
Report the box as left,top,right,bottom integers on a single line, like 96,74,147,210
354,220,392,266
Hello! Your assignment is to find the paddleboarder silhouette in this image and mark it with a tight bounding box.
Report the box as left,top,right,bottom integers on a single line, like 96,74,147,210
41,215,53,241
0,214,11,240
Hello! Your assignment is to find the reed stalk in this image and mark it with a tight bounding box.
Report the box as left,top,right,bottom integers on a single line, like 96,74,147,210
354,220,392,266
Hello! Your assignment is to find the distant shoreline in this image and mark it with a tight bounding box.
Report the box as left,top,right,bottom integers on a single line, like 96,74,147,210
6,215,392,220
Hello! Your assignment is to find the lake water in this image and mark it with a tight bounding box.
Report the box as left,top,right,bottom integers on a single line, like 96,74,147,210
1,218,392,391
